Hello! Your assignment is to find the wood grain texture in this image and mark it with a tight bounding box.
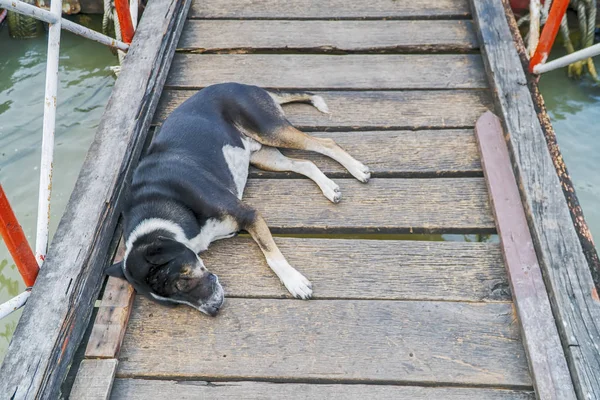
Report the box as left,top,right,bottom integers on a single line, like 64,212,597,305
476,112,576,399
241,178,495,233
85,240,135,359
244,130,481,178
471,1,600,399
179,20,478,53
202,237,510,301
117,298,531,387
0,0,192,398
166,54,487,89
154,90,493,129
70,359,118,400
85,277,135,359
189,0,471,19
111,380,535,400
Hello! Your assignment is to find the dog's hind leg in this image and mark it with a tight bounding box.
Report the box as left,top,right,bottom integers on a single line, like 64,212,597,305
250,146,341,203
237,208,312,299
267,91,330,114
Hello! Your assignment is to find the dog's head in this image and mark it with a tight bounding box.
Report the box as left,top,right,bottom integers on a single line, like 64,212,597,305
106,235,224,316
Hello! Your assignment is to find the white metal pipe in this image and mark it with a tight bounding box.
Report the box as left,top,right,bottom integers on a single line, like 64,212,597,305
533,42,600,73
130,0,138,30
34,0,63,265
529,0,542,57
62,19,129,51
0,291,31,320
0,0,128,51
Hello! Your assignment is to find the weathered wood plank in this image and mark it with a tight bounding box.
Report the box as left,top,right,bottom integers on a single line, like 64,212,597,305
242,178,494,233
118,298,531,387
85,240,135,359
470,1,600,399
166,54,487,89
70,359,118,400
476,112,576,399
84,279,135,359
189,0,471,19
0,0,192,398
111,380,535,400
246,130,481,178
202,237,509,301
154,90,493,129
179,20,478,53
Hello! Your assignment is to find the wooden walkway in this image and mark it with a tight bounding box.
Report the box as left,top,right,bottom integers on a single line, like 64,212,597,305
79,0,532,398
3,0,600,399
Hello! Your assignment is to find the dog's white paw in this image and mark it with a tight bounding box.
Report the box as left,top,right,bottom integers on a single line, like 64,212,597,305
310,95,330,114
322,182,342,203
351,164,371,183
281,269,313,299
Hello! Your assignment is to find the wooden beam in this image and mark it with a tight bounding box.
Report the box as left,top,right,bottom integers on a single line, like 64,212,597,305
241,178,495,233
154,90,494,130
119,298,531,387
202,237,510,302
85,240,134,359
69,360,118,400
178,20,478,53
166,54,488,90
0,0,191,397
475,112,576,399
189,0,471,19
112,380,535,400
470,1,600,399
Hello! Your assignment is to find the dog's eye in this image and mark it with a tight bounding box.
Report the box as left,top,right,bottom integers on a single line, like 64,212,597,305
180,266,191,275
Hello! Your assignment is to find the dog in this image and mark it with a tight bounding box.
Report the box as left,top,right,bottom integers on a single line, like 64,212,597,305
105,83,370,316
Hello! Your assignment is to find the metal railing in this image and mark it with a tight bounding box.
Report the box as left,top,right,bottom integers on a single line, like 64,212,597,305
0,0,133,319
527,0,599,75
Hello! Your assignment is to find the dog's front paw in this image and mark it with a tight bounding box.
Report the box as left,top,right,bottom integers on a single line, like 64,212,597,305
281,269,313,299
355,164,371,183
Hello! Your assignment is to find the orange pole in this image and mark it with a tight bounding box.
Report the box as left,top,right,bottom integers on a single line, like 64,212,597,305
0,185,39,287
529,0,569,72
115,0,134,44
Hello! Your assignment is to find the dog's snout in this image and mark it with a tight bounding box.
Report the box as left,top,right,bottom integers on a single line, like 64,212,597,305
207,273,217,283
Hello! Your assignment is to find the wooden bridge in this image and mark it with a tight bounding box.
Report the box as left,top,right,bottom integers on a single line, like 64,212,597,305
1,0,600,399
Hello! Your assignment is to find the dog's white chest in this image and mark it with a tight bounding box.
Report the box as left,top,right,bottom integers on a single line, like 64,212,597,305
222,137,261,199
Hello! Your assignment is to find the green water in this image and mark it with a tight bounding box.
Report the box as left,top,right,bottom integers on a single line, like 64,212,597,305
0,17,117,360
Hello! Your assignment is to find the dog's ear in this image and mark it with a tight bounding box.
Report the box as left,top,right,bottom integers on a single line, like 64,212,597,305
145,236,186,265
105,261,125,279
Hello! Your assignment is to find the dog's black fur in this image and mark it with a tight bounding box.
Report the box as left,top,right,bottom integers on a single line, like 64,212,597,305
107,82,369,316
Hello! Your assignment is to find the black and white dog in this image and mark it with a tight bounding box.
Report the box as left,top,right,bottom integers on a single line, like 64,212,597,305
106,83,370,316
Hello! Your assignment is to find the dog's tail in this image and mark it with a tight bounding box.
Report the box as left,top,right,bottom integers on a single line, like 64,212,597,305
267,90,330,114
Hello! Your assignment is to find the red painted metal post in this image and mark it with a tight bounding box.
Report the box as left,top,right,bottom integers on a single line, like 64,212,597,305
0,185,39,287
529,0,570,72
115,0,134,44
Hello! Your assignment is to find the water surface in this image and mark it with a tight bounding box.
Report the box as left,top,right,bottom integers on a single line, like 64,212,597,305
0,17,117,360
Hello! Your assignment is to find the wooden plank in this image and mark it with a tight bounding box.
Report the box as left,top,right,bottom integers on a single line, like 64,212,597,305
241,178,494,233
202,237,509,301
470,1,600,399
244,130,481,178
85,241,134,359
166,54,487,89
476,112,576,399
84,278,134,358
0,0,192,398
70,359,118,400
179,20,478,53
111,380,535,400
118,298,531,387
154,90,493,129
189,0,471,19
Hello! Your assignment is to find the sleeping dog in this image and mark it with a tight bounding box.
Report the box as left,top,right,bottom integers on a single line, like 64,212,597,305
106,83,370,316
